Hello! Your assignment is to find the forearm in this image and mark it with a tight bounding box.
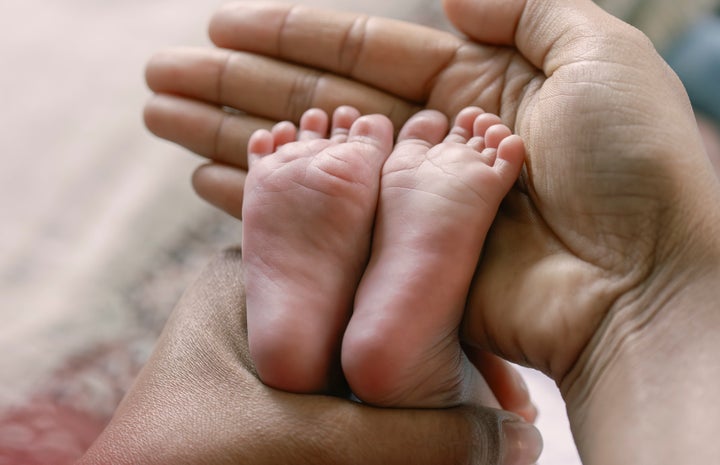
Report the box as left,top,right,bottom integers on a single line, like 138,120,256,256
563,261,720,465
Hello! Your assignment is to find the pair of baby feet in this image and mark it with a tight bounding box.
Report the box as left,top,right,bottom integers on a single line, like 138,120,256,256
242,105,525,407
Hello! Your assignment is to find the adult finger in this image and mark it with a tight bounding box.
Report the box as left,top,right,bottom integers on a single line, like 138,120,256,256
145,47,419,130
466,346,538,424
443,0,648,73
79,249,543,465
144,94,269,168
208,1,462,102
192,163,246,219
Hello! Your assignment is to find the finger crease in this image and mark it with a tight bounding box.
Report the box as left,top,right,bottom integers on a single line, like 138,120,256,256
286,71,321,121
340,14,369,77
213,112,233,160
276,4,299,57
497,55,511,119
217,51,233,103
514,0,530,49
423,42,463,105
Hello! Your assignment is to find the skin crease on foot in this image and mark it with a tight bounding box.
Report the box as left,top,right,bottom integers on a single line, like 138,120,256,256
137,0,720,464
242,107,394,394
342,107,526,408
243,105,525,408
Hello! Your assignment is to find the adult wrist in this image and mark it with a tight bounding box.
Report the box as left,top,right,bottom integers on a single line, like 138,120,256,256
561,247,720,464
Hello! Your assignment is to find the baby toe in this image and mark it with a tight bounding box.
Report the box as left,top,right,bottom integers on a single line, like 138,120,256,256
484,124,513,149
247,129,274,168
347,114,394,155
472,113,504,139
330,106,362,143
396,109,448,146
271,121,297,148
298,108,330,140
445,107,484,144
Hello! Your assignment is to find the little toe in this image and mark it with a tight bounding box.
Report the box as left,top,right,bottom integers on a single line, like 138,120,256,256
247,129,274,168
298,108,330,140
445,107,484,144
271,121,297,148
484,124,513,149
472,113,504,138
330,106,362,143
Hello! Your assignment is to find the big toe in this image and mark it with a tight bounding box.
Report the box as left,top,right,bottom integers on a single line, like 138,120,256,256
396,110,449,146
347,114,395,155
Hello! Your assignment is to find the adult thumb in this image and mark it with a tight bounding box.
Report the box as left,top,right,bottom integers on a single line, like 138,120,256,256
443,0,643,74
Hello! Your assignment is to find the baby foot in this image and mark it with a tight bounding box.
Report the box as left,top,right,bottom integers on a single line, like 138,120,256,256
342,107,525,407
243,107,393,393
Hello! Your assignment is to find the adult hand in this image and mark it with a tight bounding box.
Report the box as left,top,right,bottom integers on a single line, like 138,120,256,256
144,0,719,385
78,249,542,465
144,2,720,463
143,0,534,217
144,1,537,420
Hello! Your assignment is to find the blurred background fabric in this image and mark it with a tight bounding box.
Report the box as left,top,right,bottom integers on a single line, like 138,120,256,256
595,0,718,50
0,0,717,464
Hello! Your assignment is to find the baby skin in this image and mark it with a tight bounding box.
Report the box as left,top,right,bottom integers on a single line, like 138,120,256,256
242,106,525,407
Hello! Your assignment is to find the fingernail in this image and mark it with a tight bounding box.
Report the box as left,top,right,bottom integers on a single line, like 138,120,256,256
501,419,543,465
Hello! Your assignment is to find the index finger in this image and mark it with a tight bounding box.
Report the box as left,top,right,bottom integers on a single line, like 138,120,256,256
208,1,463,103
